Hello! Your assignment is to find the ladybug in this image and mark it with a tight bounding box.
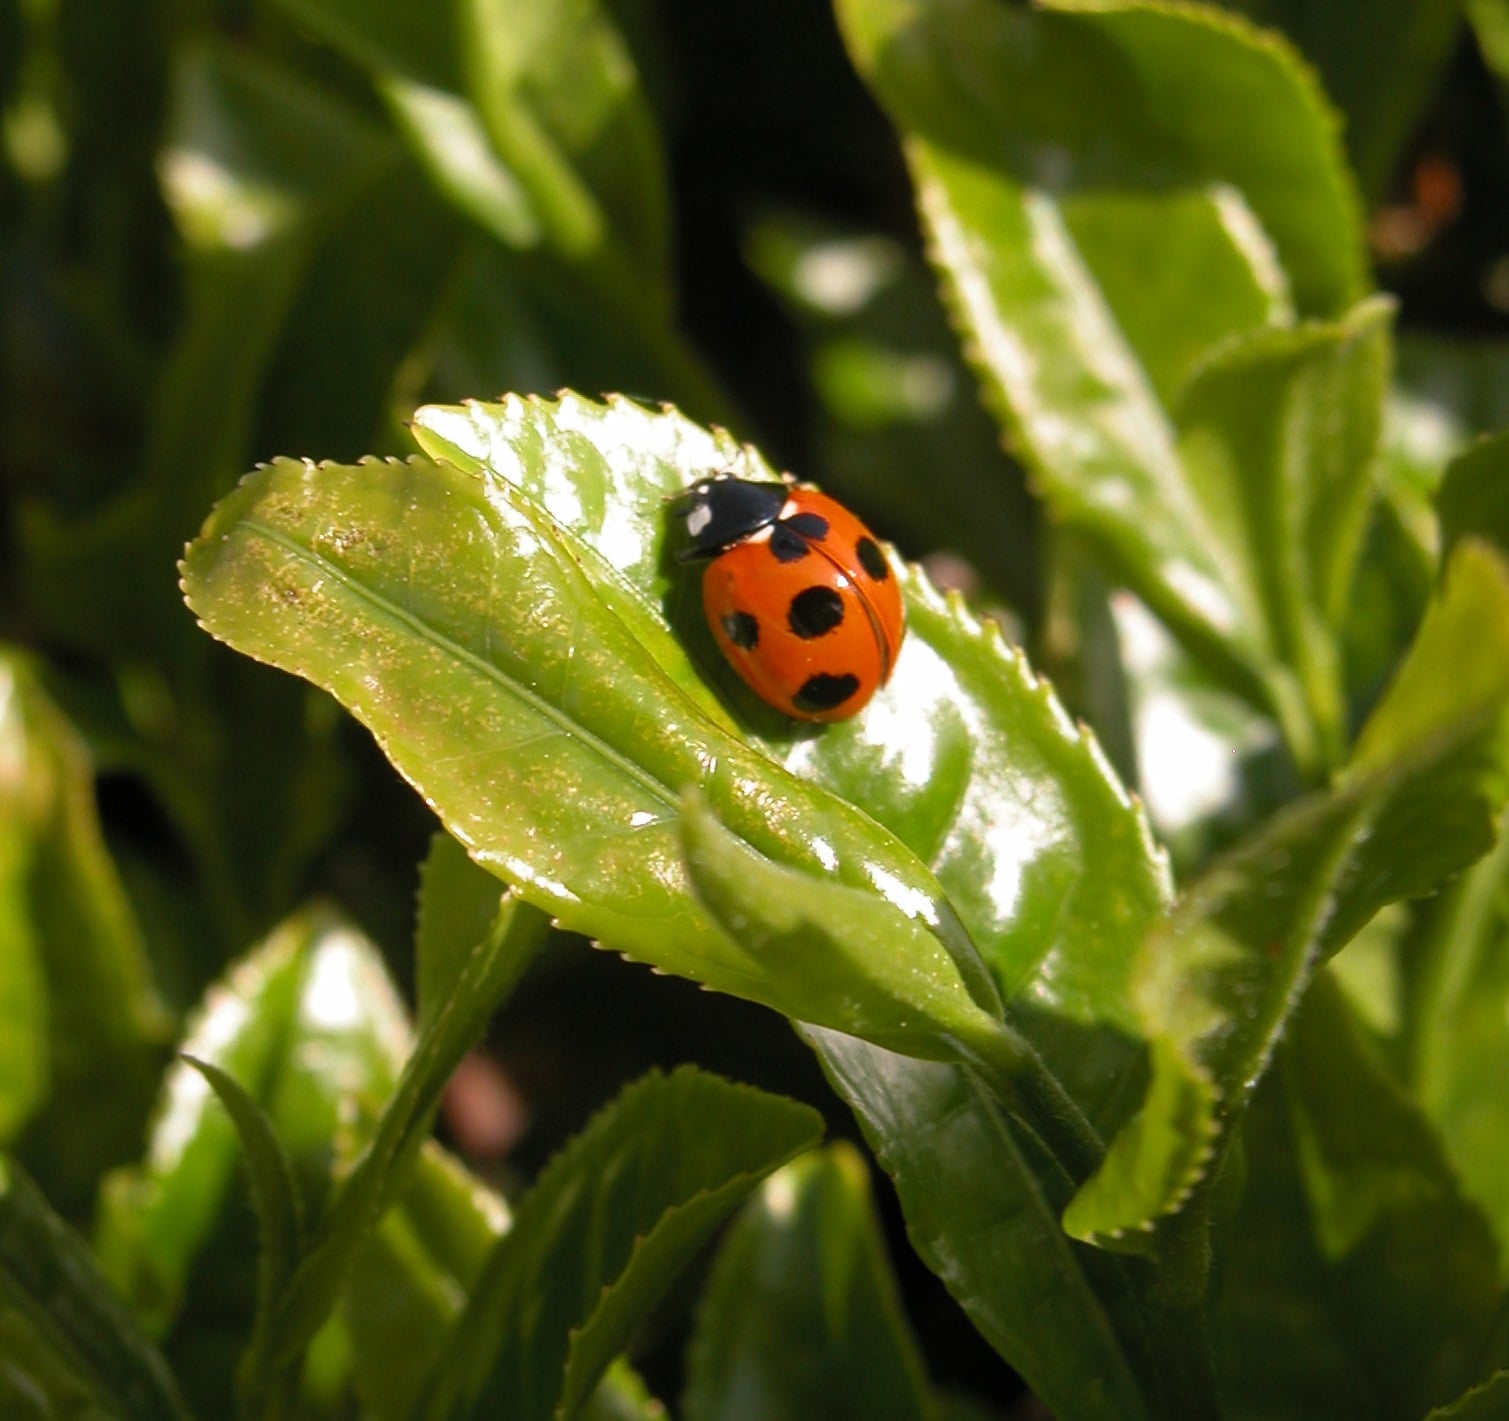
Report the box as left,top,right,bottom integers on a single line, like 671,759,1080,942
672,472,905,722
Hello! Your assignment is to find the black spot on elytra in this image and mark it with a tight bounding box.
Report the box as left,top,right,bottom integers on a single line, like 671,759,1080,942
856,536,888,581
783,511,830,541
794,672,861,713
768,525,811,563
788,585,845,639
721,610,759,649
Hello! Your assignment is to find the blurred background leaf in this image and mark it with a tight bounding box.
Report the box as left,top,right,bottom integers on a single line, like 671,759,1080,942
0,1155,192,1421
8,0,1509,1414
683,1143,939,1421
0,650,168,1218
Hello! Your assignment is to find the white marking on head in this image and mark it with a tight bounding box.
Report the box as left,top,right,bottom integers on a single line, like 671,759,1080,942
686,502,713,537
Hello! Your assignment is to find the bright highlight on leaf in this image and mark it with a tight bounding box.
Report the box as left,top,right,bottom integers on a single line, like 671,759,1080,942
183,402,1002,1062
1069,532,1509,1244
837,0,1386,775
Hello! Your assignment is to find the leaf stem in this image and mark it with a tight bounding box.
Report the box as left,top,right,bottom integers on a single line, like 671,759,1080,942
958,1023,1105,1186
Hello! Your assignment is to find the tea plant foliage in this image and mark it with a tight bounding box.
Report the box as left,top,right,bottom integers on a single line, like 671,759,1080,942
5,0,1509,1416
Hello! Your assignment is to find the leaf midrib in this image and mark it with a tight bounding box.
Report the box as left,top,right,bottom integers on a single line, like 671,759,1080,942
239,515,679,815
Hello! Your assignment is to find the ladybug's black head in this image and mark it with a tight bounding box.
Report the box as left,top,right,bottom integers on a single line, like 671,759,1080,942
672,473,788,562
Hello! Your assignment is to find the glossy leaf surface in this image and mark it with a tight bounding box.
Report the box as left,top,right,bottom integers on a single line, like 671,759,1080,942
1069,535,1509,1244
423,1067,823,1421
838,0,1383,767
182,443,1005,1064
684,1143,937,1421
680,790,1010,1068
809,1030,1156,1421
409,394,1169,1109
0,1156,191,1421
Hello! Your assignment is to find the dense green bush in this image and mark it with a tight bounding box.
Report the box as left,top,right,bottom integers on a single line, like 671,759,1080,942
6,0,1509,1417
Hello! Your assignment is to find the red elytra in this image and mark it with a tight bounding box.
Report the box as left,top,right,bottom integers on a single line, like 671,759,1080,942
673,474,904,722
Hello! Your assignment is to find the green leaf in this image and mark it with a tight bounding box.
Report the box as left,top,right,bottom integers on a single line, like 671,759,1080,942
1068,536,1509,1244
179,1056,304,1417
0,1156,192,1421
1215,973,1506,1420
180,440,1002,1059
422,1066,823,1421
404,393,1184,1403
382,81,542,249
681,791,1101,1181
410,393,1168,1061
837,0,1363,319
344,1142,508,1421
683,1143,937,1421
94,906,408,1339
679,789,1006,1067
458,0,670,284
1172,301,1392,764
838,0,1381,769
266,0,666,269
249,894,546,1394
191,392,1177,1405
0,650,166,1209
21,41,391,665
809,1033,1158,1421
1408,830,1509,1261
414,831,508,1033
1428,1370,1509,1421
1439,429,1509,558
743,212,1040,615
264,0,706,415
1221,0,1465,203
